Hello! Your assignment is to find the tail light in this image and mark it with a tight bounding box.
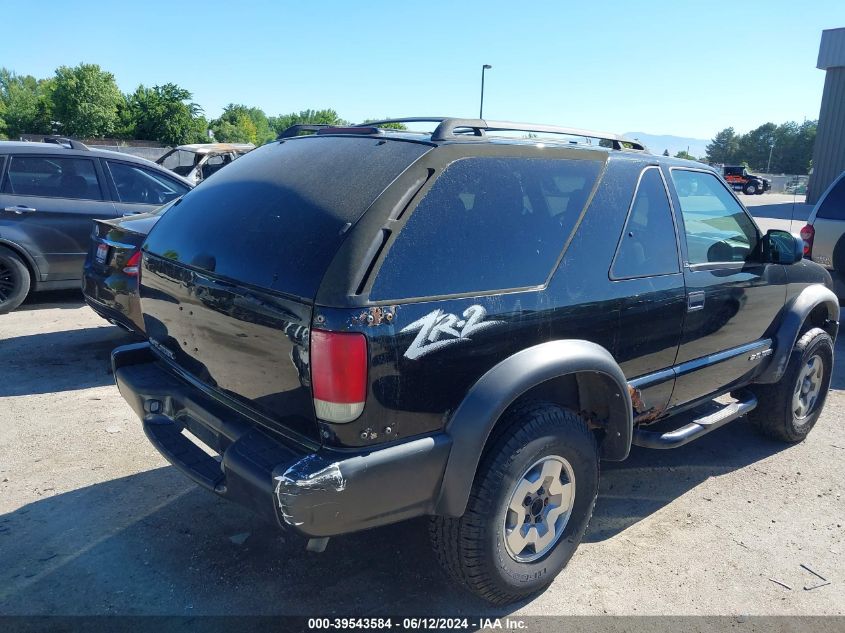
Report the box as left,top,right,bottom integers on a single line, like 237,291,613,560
311,329,367,423
800,224,815,257
123,250,141,276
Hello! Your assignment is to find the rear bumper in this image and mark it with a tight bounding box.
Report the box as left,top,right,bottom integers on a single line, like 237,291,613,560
112,343,452,537
82,268,142,333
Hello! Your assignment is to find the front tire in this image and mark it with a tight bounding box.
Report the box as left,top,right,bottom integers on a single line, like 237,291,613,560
750,327,833,442
0,246,30,314
744,182,758,195
430,402,598,604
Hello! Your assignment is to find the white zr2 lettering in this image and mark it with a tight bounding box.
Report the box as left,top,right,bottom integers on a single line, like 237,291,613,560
401,305,502,360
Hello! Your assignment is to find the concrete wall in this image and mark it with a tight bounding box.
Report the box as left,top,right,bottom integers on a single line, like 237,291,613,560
85,144,169,163
807,28,845,205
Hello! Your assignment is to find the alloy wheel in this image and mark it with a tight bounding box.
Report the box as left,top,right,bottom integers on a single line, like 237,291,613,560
0,259,17,303
793,354,824,420
503,455,576,563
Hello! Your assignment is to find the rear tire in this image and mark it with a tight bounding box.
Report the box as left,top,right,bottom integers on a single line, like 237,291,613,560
429,402,598,604
750,327,833,442
0,246,30,314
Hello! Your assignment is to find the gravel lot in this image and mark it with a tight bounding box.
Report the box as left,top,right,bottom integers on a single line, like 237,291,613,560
0,290,843,618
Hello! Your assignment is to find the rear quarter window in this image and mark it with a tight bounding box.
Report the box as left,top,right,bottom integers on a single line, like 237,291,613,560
816,175,845,220
370,156,603,300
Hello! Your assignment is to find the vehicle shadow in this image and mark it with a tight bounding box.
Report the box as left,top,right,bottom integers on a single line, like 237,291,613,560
587,421,787,543
829,336,845,391
18,289,85,311
0,325,132,396
0,466,504,617
745,201,811,223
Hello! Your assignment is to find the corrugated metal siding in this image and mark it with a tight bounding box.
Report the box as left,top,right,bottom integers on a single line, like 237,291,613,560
818,27,845,70
807,67,845,205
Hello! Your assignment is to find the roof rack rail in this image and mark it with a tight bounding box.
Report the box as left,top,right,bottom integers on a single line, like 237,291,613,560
315,126,383,137
354,117,451,128
352,117,646,151
42,136,89,151
277,124,333,139
435,118,646,150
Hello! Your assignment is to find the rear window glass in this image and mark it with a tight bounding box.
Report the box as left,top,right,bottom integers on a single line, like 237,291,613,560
817,175,845,220
370,156,602,300
143,137,429,299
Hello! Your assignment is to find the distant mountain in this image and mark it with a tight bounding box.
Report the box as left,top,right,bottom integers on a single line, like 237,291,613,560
624,132,710,159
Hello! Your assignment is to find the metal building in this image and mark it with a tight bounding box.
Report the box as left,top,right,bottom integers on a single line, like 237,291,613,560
808,27,845,205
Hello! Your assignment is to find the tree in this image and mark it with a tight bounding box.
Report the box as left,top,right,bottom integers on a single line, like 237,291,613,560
674,150,696,161
51,64,123,137
737,122,777,171
0,69,54,137
769,120,816,174
706,127,740,164
662,149,669,156
211,104,273,145
126,83,206,145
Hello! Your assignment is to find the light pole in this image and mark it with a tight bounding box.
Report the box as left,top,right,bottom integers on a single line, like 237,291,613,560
479,64,492,119
766,142,775,173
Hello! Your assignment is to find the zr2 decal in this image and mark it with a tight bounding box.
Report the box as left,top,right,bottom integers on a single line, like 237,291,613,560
401,305,502,360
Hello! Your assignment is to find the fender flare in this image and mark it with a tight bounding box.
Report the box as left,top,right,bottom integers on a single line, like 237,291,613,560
434,339,632,517
0,237,40,283
756,284,839,384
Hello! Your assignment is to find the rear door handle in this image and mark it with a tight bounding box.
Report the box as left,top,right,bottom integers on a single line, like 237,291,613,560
4,205,37,214
687,291,706,312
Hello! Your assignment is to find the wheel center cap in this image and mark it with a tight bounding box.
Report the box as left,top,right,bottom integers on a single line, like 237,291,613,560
531,498,544,516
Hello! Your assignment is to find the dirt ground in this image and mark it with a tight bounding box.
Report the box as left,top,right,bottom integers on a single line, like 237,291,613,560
0,290,843,618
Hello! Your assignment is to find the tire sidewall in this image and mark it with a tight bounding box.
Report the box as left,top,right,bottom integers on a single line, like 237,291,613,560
484,426,598,593
0,248,30,314
783,331,833,438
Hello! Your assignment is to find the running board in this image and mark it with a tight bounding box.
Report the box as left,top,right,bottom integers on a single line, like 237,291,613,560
632,393,758,449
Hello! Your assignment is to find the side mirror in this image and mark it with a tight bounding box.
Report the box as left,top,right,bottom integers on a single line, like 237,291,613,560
762,229,804,265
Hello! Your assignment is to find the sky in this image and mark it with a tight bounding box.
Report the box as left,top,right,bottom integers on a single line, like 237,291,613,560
1,1,843,140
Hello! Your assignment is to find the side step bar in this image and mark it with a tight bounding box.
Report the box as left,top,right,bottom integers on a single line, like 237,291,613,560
632,393,758,449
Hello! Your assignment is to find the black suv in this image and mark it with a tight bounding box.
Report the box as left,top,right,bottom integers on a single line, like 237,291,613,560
0,138,191,313
722,164,771,195
111,118,838,604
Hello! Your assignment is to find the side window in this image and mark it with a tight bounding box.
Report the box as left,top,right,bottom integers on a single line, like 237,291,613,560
611,168,679,279
671,169,759,264
816,176,845,220
1,156,103,200
200,154,227,180
370,156,603,300
106,161,189,205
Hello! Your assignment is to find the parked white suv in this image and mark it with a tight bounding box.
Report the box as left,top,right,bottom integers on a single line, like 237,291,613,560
156,143,254,185
802,170,845,297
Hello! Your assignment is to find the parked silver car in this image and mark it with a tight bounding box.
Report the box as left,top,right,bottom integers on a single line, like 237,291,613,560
802,170,845,298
